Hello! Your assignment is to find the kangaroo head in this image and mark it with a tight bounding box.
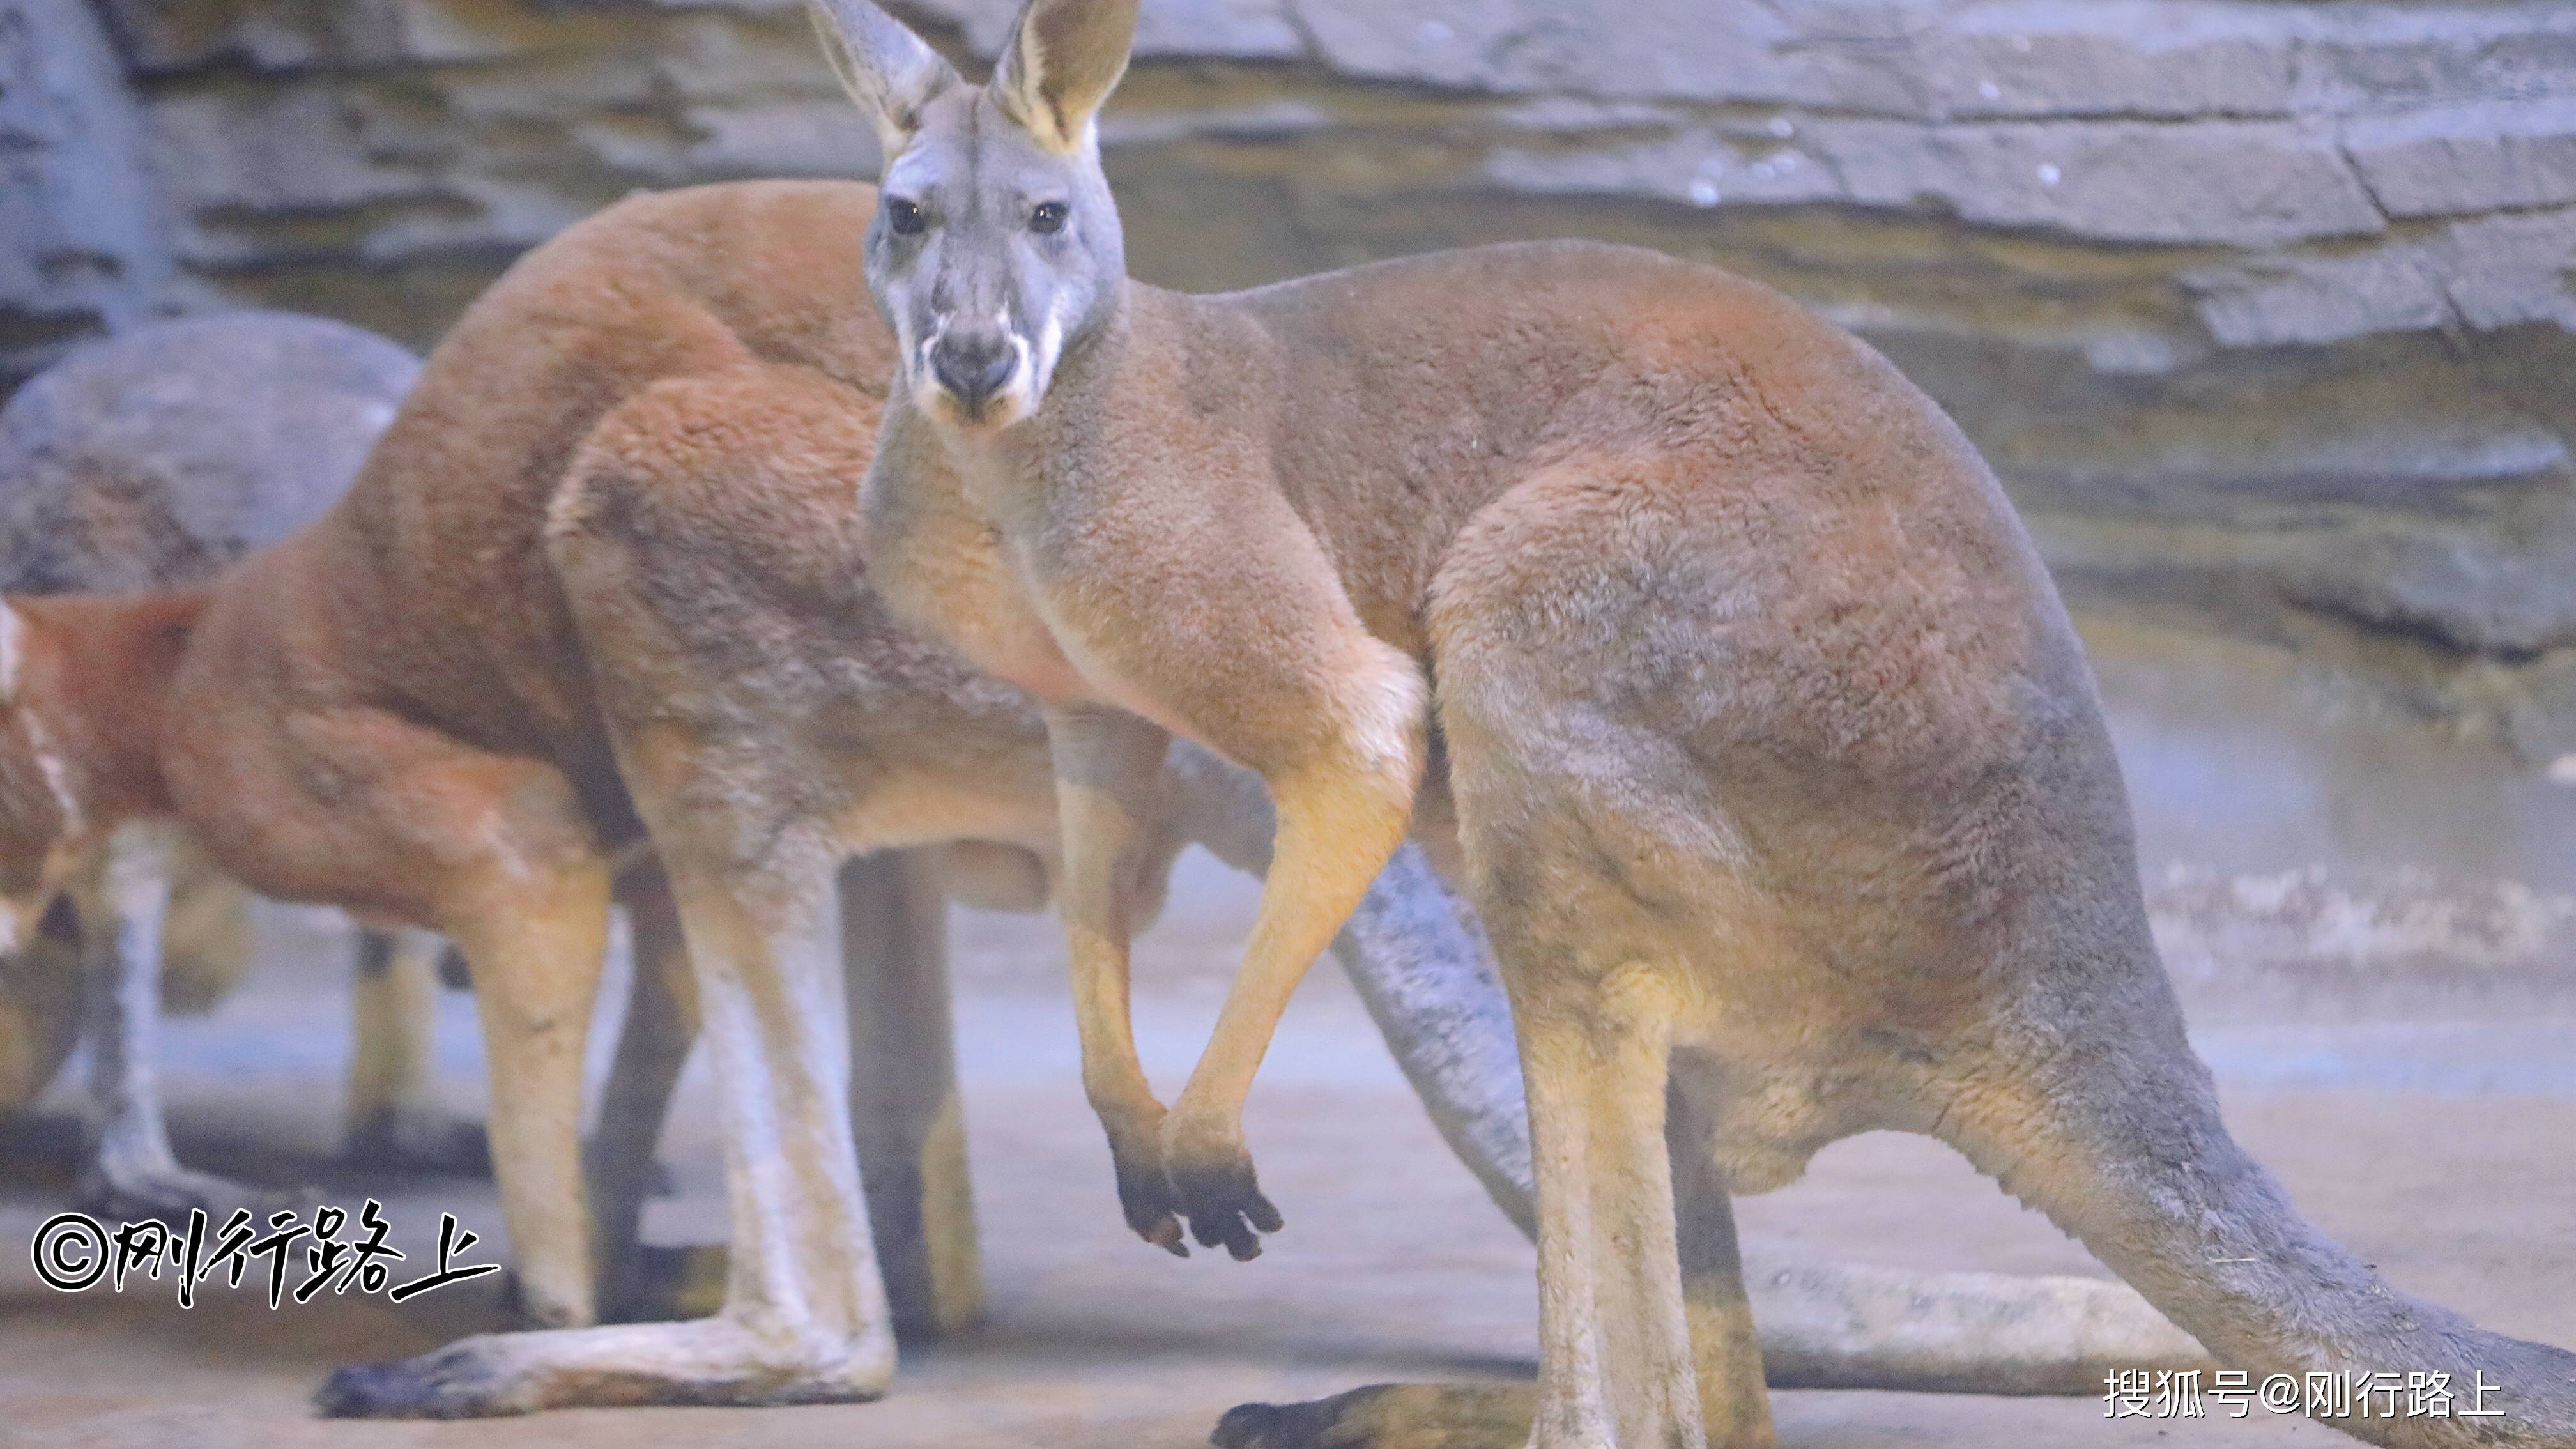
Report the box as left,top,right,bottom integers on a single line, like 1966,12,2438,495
809,0,1138,431
0,601,83,954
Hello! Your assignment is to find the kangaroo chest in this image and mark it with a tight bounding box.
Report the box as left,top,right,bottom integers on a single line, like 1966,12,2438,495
900,429,1215,742
867,433,1088,709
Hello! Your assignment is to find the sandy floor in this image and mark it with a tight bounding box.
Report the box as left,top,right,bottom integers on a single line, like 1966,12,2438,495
3,859,2571,1449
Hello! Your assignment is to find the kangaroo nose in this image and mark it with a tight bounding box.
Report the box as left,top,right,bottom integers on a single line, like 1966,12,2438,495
930,331,1018,413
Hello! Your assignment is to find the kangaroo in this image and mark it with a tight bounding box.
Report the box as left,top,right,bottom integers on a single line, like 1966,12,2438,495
811,1,2576,1445
0,184,2201,1414
593,767,2206,1393
0,312,484,1216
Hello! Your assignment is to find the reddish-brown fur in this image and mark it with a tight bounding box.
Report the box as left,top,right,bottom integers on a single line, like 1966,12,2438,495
0,183,1004,1414
0,311,490,1212
162,185,903,918
13,592,199,810
0,592,202,910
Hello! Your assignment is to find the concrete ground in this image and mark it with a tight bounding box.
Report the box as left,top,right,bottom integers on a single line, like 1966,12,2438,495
4,624,2575,1448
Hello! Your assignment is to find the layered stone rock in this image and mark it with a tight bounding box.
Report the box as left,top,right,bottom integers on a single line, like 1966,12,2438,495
0,0,174,381
5,0,2573,751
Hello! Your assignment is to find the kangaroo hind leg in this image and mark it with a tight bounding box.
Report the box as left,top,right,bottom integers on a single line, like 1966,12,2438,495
75,822,284,1222
1216,1064,1770,1449
589,862,700,1321
333,368,908,1414
343,926,490,1174
1941,985,2576,1449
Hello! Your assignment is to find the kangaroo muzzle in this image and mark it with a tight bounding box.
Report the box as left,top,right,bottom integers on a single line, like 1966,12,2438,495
927,328,1020,417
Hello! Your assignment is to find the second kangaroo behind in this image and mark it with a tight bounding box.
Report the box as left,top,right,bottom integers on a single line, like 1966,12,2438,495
0,312,482,1215
814,1,2576,1446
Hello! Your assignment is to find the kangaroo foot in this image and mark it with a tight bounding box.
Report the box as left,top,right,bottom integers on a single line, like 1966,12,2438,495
1162,1110,1282,1261
1216,1384,1532,1449
313,1315,892,1418
2370,1331,2576,1449
76,1156,294,1226
343,1107,491,1177
1105,1112,1189,1257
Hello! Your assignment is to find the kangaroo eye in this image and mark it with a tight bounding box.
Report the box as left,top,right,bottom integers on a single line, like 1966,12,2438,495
885,197,926,236
1029,201,1069,234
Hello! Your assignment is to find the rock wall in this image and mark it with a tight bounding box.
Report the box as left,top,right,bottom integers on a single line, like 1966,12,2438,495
0,0,172,367
6,0,2576,755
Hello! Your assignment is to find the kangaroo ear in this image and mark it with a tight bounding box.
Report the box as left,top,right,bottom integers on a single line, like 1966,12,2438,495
808,0,962,155
0,600,22,705
990,0,1138,154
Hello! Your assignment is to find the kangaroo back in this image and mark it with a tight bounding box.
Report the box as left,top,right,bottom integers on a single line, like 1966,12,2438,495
0,312,418,595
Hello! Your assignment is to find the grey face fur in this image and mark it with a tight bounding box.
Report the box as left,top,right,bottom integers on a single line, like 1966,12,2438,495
811,0,1138,430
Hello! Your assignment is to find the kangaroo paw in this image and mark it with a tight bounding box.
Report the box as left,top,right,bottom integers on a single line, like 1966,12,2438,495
315,1318,891,1418
1163,1112,1282,1262
1215,1383,1532,1449
1108,1122,1190,1257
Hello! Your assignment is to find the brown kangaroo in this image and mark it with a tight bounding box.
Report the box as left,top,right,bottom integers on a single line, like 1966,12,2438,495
812,0,2576,1444
0,183,2202,1414
0,311,483,1217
